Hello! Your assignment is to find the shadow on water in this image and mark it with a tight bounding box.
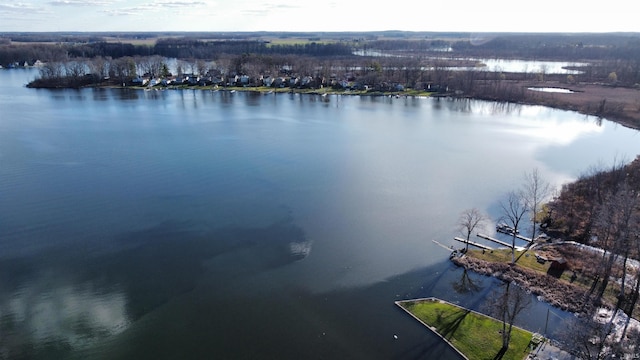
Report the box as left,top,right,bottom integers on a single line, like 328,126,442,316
93,250,473,360
0,218,500,360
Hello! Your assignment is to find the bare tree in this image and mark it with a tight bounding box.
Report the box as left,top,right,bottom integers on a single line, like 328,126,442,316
176,59,186,76
522,168,552,242
109,56,137,83
610,183,639,314
592,182,640,309
624,221,640,335
484,282,532,354
39,61,64,79
88,56,109,79
196,59,209,76
66,60,87,77
458,208,487,252
144,55,166,78
499,190,529,264
558,313,611,360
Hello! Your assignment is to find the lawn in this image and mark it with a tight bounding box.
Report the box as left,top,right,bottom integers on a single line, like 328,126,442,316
398,298,533,360
470,249,548,273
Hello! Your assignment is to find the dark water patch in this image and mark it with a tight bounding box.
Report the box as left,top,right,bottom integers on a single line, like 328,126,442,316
0,219,573,360
84,219,310,319
89,261,472,360
0,219,311,359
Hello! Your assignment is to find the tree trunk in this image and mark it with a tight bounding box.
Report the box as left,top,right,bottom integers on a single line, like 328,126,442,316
596,252,617,301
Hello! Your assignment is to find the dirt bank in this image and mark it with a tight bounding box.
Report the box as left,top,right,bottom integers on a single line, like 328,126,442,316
451,255,597,315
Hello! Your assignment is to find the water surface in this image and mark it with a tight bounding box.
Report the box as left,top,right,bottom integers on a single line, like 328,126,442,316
1,69,638,359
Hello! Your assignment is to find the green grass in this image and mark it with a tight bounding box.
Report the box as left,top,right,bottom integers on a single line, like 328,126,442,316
470,249,548,272
465,248,633,318
400,299,533,360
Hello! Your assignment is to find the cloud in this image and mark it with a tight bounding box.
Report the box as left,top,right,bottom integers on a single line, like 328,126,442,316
0,3,50,20
49,0,113,5
239,2,300,17
99,0,206,16
154,1,206,7
100,2,158,16
0,3,40,12
101,8,137,15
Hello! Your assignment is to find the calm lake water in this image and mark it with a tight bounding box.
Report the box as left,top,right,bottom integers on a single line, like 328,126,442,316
1,69,640,359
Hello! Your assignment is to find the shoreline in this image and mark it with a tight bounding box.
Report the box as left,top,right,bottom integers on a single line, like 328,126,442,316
467,80,640,131
88,83,436,98
27,78,640,131
450,253,598,315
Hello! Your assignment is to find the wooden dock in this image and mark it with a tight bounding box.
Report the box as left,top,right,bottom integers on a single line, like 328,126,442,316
496,225,533,243
432,239,454,252
453,237,493,251
477,233,527,251
477,233,514,248
516,234,533,243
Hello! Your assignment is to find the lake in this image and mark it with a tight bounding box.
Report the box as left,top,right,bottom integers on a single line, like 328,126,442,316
353,50,587,74
1,69,639,359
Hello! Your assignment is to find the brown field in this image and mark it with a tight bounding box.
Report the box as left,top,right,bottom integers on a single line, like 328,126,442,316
499,80,640,130
102,37,159,45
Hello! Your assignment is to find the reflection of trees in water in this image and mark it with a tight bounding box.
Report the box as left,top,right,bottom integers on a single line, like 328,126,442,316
451,268,482,294
443,98,526,115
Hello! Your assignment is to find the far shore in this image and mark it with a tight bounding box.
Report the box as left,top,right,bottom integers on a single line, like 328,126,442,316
66,82,438,98
29,77,640,132
468,80,640,131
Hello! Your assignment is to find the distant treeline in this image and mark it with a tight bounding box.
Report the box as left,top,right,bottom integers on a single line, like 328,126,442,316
9,32,640,95
0,38,354,67
4,32,640,68
152,39,354,58
365,34,640,60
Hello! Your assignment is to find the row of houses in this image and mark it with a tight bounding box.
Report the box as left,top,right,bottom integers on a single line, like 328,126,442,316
132,72,333,89
128,71,416,93
0,60,45,69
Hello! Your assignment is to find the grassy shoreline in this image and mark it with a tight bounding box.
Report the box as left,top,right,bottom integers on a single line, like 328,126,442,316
115,84,437,98
396,297,534,360
451,245,631,316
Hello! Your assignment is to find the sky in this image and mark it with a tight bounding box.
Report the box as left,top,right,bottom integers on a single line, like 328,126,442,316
0,0,638,33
